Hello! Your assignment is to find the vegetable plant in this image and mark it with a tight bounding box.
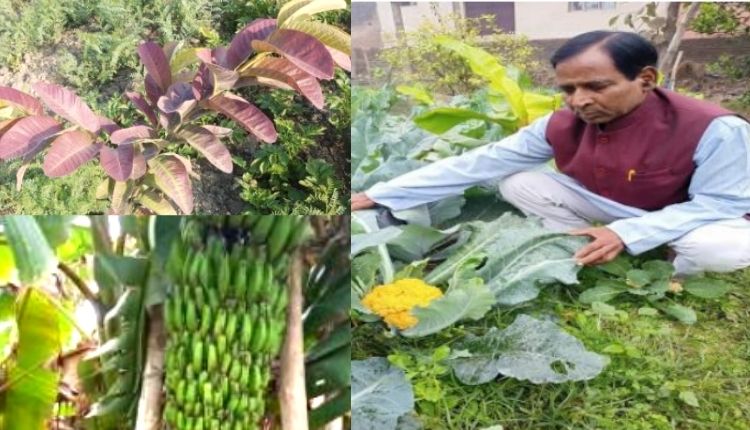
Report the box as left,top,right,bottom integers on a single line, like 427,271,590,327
0,0,351,214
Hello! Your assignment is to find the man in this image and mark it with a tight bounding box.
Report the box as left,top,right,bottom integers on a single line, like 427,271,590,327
352,31,750,276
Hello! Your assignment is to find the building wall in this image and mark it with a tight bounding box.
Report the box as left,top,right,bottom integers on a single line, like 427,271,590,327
515,2,667,39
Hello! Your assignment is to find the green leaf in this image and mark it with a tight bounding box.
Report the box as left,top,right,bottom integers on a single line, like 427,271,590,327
56,226,93,263
596,255,632,277
679,390,700,407
4,288,72,430
0,244,15,283
591,301,617,317
682,277,732,299
447,314,608,384
1,216,57,284
395,84,433,105
426,213,587,306
641,260,675,280
638,306,659,316
662,303,697,325
625,269,651,288
35,216,74,248
579,281,627,304
352,357,415,430
414,107,515,135
403,277,495,338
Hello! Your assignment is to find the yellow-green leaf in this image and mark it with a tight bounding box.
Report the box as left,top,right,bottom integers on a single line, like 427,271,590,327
283,17,351,55
278,0,347,26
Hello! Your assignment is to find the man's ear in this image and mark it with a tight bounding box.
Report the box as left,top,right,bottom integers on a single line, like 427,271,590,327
639,66,658,90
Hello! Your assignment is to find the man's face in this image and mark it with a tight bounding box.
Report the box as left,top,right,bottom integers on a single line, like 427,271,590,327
554,46,654,124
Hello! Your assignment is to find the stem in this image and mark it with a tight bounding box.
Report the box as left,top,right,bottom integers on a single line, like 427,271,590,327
279,251,309,430
134,304,167,430
58,262,106,335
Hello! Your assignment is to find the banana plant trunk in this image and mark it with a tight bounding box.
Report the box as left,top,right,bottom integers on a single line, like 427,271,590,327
135,305,167,430
280,252,309,430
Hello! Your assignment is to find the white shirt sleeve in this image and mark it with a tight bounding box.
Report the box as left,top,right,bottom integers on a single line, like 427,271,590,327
365,114,555,210
608,116,750,254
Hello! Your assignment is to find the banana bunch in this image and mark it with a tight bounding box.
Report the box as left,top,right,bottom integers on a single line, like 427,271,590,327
163,216,310,430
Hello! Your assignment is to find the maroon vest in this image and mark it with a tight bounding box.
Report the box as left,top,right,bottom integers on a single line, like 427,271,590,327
546,88,737,211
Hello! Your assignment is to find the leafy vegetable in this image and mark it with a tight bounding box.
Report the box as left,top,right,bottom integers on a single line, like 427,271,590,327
426,213,587,305
352,357,415,430
447,314,608,384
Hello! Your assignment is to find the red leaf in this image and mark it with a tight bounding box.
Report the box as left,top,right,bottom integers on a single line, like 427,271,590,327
32,83,101,134
100,144,134,181
0,115,61,160
156,83,197,120
328,46,351,72
241,56,324,109
138,42,172,93
251,29,334,79
202,125,233,137
205,63,239,94
149,154,194,213
42,130,101,177
177,124,233,173
131,149,147,180
226,19,277,69
0,86,43,115
111,125,155,145
191,64,212,101
145,75,162,107
207,93,277,143
124,91,158,126
97,116,121,135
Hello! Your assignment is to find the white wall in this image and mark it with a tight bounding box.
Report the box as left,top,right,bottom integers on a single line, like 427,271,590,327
515,2,668,40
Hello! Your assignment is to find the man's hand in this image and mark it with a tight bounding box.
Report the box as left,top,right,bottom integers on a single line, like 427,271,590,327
569,226,625,266
351,192,376,211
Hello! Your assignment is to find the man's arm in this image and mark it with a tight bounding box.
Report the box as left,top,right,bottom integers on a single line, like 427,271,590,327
607,116,750,255
357,114,555,211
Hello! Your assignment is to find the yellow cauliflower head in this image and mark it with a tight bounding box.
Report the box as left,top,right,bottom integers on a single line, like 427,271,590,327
361,278,443,330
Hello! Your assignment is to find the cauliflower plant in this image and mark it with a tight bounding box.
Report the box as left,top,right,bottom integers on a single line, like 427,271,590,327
361,278,443,329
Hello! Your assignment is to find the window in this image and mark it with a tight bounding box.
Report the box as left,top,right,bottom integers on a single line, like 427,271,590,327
568,2,616,12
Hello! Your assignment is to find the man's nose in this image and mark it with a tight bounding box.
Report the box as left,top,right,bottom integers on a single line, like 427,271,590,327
568,89,593,109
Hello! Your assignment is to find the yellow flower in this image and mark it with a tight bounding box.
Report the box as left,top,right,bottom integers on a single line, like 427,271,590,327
361,278,443,330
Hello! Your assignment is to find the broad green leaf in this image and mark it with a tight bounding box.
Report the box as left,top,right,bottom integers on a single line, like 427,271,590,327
414,107,515,135
661,303,697,324
638,306,659,316
351,226,402,256
596,255,632,277
641,260,675,280
625,269,651,288
523,92,562,122
352,357,414,430
395,84,433,105
56,226,93,263
403,277,494,338
352,211,394,283
579,281,627,304
435,36,527,125
5,288,72,430
1,217,57,284
426,213,587,305
682,277,732,299
591,301,617,317
148,154,193,214
387,224,456,261
447,314,608,384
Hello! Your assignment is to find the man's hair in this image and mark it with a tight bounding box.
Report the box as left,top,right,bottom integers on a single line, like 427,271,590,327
550,31,658,80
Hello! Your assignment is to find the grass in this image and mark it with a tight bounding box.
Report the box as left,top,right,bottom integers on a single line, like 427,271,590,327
0,160,108,214
353,265,750,430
